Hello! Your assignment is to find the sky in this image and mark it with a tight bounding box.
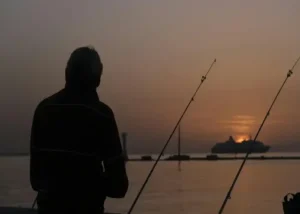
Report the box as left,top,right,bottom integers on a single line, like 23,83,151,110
1,0,300,154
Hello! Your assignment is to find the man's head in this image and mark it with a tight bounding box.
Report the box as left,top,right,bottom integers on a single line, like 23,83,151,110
65,46,103,90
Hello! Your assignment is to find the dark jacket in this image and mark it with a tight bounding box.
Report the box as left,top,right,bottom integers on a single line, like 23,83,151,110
30,86,128,211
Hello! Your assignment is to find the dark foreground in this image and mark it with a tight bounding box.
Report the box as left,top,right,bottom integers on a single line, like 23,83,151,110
0,207,119,214
0,207,35,214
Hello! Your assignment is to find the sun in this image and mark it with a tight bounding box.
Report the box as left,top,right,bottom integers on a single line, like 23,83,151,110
235,135,250,143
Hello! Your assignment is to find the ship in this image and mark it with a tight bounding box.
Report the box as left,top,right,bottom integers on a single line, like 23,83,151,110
211,135,270,154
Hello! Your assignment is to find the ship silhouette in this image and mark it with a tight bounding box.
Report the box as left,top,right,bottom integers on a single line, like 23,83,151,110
211,135,270,154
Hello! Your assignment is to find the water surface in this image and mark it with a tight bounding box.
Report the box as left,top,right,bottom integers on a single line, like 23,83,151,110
1,155,299,214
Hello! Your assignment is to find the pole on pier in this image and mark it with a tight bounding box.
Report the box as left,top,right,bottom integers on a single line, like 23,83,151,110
178,124,181,171
122,132,129,161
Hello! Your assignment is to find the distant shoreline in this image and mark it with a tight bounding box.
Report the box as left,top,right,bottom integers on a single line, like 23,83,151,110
128,156,300,161
2,154,300,161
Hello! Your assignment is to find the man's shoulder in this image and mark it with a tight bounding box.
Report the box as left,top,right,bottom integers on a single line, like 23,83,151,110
35,90,65,111
33,90,116,119
95,101,115,118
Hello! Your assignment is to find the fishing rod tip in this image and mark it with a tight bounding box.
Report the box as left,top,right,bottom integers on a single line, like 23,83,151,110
214,58,217,62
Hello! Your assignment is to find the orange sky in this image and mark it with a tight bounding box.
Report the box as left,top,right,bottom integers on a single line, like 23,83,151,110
1,0,300,153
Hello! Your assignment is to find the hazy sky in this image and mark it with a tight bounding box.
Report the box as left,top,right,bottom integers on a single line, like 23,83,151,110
1,0,300,154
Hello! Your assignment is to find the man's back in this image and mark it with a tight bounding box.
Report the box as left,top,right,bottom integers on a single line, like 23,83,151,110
30,47,128,214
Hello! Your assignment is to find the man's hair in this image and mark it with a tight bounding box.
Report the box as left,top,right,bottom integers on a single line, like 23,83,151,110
65,46,103,89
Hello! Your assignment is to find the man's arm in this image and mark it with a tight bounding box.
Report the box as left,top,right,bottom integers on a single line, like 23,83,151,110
29,104,42,192
103,111,129,198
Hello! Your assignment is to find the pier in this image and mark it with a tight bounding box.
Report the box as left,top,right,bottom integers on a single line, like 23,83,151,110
128,155,300,161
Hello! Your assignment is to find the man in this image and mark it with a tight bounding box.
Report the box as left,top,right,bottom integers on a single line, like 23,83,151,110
30,46,128,213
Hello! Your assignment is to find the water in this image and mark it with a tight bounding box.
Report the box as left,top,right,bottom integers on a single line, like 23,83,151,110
1,155,299,214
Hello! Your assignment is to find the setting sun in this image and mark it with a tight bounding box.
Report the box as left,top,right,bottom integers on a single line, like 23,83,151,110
235,135,250,143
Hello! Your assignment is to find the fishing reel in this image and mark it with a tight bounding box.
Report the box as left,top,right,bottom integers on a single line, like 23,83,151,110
283,192,300,214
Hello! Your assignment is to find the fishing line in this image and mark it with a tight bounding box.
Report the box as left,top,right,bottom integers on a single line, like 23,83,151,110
127,58,217,214
218,55,300,214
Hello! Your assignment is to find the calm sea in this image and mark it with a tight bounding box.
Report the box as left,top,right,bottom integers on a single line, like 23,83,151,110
1,153,300,214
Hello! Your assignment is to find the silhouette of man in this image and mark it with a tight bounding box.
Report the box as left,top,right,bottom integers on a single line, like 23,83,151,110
30,46,128,214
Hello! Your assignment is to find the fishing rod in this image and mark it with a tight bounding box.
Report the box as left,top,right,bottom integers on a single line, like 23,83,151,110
127,58,217,214
218,55,300,214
